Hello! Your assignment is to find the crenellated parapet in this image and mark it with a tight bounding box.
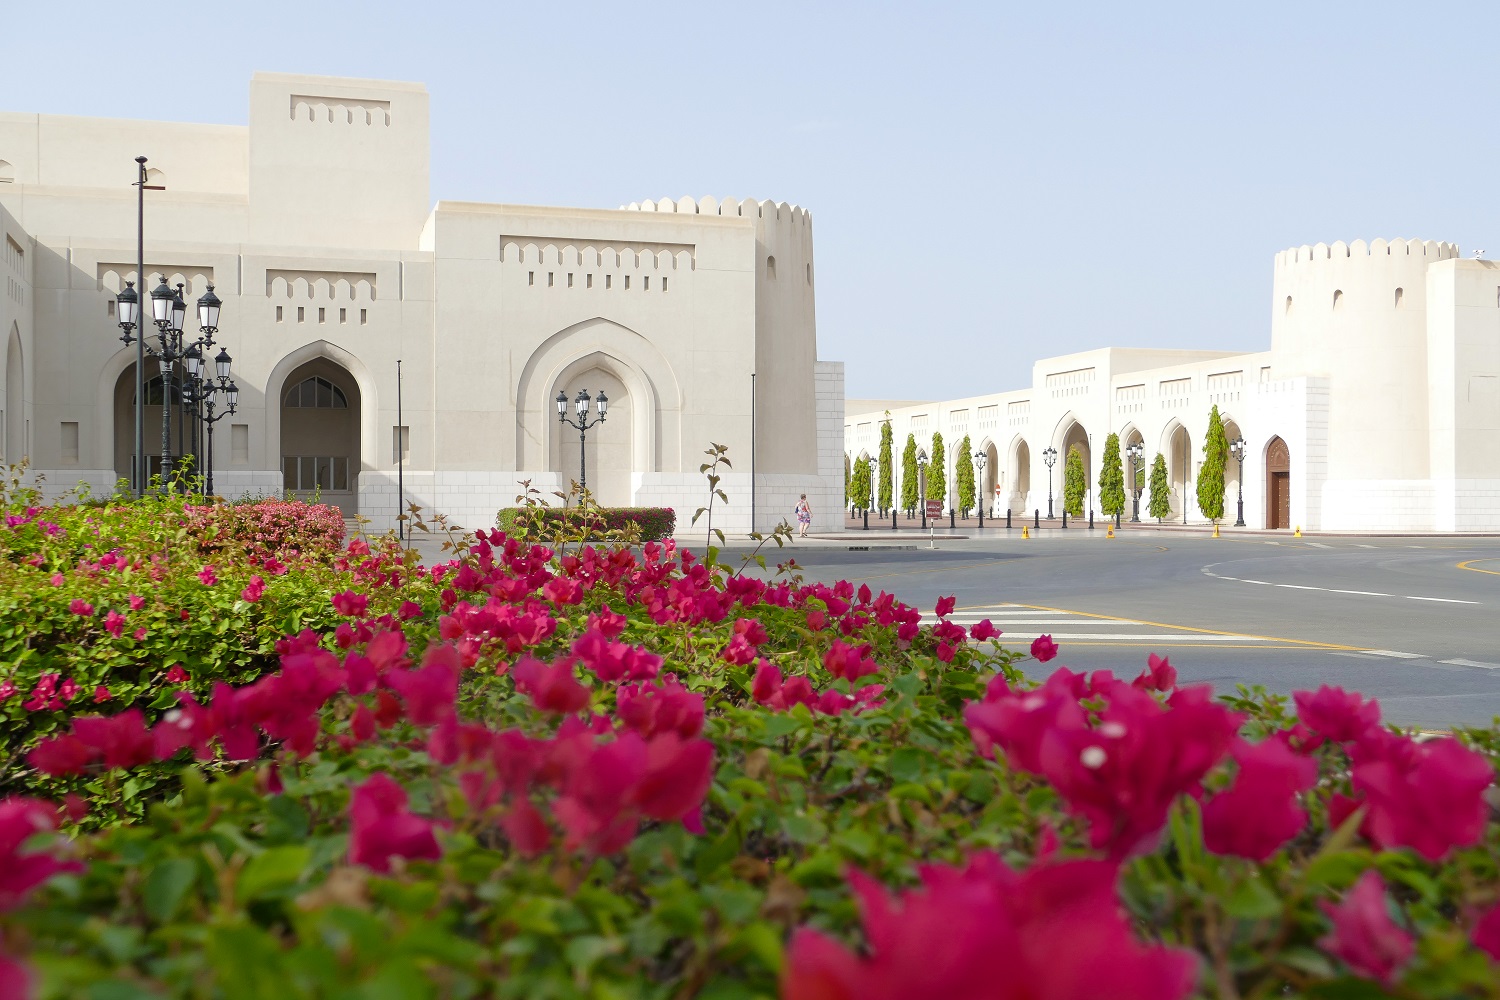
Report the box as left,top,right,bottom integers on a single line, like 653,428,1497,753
1274,238,1459,269
621,196,813,227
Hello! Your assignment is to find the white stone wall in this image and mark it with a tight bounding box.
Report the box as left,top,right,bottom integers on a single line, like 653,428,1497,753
0,75,836,538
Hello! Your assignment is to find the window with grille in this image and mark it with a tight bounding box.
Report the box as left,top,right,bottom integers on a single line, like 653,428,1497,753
282,456,351,491
284,376,348,408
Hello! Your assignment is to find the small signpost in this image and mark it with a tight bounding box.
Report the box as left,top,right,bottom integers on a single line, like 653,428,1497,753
925,500,942,548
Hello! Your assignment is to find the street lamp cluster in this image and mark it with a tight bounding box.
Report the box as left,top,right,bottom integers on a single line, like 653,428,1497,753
1228,435,1247,526
556,388,608,492
115,276,238,495
1125,441,1144,522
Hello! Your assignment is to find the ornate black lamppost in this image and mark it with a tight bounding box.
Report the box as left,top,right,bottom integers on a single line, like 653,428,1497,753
868,454,880,517
1126,442,1144,522
916,448,928,529
973,449,986,528
556,388,608,492
119,277,220,489
1042,446,1058,519
183,345,238,496
1229,436,1247,527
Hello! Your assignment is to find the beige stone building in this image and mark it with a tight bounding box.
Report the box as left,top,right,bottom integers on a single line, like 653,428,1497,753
848,239,1500,533
0,73,844,533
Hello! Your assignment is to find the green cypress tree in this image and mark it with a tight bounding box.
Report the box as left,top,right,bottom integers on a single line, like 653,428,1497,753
1098,433,1125,517
843,453,851,507
1197,405,1228,523
851,456,872,510
927,432,946,504
878,415,894,512
1063,445,1086,517
1148,452,1171,522
955,435,975,514
900,434,919,513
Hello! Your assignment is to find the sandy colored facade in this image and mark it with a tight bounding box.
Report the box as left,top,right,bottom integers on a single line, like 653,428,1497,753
848,239,1500,533
0,73,843,533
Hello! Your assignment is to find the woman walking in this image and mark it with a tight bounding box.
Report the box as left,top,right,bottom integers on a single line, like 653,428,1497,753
795,494,812,538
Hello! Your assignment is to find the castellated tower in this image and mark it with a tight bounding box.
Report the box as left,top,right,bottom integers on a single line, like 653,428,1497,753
1270,239,1458,518
624,197,818,476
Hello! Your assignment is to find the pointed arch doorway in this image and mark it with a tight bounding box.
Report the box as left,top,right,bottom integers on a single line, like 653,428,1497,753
280,360,360,515
1265,437,1291,529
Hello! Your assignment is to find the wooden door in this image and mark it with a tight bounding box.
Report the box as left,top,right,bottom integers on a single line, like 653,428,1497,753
1265,437,1290,529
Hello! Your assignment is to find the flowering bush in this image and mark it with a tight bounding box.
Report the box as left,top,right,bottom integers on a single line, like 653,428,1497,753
0,509,1495,998
496,504,676,541
182,498,346,561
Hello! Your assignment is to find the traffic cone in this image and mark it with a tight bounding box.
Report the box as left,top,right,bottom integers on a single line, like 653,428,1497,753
1294,525,1301,537
1106,525,1114,538
1213,523,1220,538
1022,526,1030,539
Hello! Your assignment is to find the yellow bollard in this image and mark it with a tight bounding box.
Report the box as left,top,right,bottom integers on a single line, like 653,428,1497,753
1022,526,1030,539
1213,523,1220,538
1294,525,1301,537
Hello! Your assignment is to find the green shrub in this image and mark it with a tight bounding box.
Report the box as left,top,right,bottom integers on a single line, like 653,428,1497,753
1149,451,1172,522
900,434,919,512
955,434,975,514
1198,404,1228,522
927,432,946,504
495,505,676,541
1099,432,1125,517
1063,444,1086,517
877,416,894,511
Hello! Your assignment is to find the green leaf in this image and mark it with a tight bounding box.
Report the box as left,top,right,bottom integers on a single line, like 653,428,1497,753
238,844,310,901
781,813,827,845
1221,875,1282,920
143,857,197,922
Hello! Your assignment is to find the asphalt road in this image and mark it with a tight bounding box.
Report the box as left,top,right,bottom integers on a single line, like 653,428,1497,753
757,533,1500,730
404,528,1500,729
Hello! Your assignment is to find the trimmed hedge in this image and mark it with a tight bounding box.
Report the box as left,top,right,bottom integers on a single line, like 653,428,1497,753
496,505,676,541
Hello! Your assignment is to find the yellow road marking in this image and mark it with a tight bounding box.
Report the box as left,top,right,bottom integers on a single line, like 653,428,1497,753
1458,558,1500,577
989,641,1326,649
1004,601,1371,651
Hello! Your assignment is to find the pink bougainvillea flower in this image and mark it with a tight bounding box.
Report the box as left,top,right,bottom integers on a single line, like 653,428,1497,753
240,575,266,603
347,772,442,873
1350,734,1492,861
968,619,1000,642
164,666,189,685
102,610,125,638
196,565,218,587
587,604,627,639
67,599,93,617
1133,653,1177,692
733,617,769,646
501,798,552,857
388,644,460,726
782,853,1197,1000
49,573,64,587
331,590,368,617
720,634,758,666
805,610,827,631
631,732,715,822
92,685,110,704
752,661,784,704
1319,871,1414,986
617,676,705,739
397,600,423,621
1473,902,1500,963
132,627,147,641
1202,737,1318,861
58,678,77,704
28,734,93,777
72,710,156,770
0,797,81,912
1294,685,1381,744
0,681,14,700
512,657,590,715
1030,635,1059,662
933,595,956,618
262,557,287,576
823,641,878,683
128,594,145,611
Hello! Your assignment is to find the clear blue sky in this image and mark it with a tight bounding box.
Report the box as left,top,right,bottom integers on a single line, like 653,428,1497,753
5,2,1493,399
